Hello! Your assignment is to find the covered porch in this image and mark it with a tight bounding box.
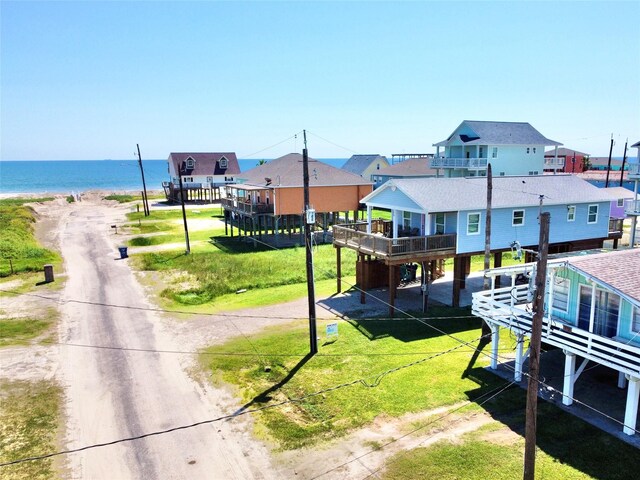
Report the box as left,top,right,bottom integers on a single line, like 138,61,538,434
472,263,640,437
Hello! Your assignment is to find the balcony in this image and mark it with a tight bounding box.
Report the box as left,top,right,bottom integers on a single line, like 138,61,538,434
544,157,565,168
625,199,640,216
333,221,456,260
221,197,274,215
430,157,488,170
472,285,640,378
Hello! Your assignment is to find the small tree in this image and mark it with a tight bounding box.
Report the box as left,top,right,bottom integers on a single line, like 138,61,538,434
582,155,591,171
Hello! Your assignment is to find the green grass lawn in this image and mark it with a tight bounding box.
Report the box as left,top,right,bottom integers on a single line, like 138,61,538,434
0,380,62,479
0,203,60,277
200,307,494,450
0,317,53,347
201,310,640,477
381,389,639,480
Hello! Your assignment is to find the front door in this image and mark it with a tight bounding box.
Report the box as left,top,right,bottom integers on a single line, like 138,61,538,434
578,285,620,338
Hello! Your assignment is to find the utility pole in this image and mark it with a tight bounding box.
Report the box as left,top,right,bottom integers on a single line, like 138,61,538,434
177,172,191,254
620,139,628,187
605,134,614,188
523,211,550,480
302,130,318,354
136,144,150,216
482,163,492,336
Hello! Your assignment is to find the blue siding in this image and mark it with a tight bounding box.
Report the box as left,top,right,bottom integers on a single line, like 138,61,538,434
456,201,610,254
550,267,639,342
367,188,422,211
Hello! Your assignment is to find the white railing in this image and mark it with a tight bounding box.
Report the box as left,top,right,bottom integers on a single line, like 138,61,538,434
544,157,565,167
625,199,640,215
472,287,640,377
430,157,489,170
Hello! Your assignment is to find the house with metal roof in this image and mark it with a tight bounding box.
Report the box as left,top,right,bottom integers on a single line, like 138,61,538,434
371,157,439,189
342,154,390,183
222,153,372,244
164,152,240,202
472,248,640,436
431,120,563,177
543,147,590,173
332,174,623,313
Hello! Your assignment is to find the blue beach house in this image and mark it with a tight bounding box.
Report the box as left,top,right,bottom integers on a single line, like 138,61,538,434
431,120,563,177
332,174,622,313
473,249,640,437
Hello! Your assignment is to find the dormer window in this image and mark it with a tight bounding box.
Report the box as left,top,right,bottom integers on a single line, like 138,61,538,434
185,157,195,169
219,156,228,169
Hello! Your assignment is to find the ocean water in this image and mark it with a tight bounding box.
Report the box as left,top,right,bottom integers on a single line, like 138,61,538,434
0,158,348,194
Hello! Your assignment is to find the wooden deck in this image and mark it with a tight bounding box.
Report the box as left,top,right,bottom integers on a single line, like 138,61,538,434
332,222,456,261
220,197,274,215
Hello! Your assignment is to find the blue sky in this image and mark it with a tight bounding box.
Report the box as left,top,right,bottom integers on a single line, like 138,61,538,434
1,1,638,160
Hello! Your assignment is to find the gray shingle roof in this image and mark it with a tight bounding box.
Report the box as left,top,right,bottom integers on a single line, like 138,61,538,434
566,249,640,303
600,187,635,200
342,155,388,175
631,141,640,148
362,174,613,212
236,153,372,187
434,121,562,147
376,157,439,177
544,147,589,157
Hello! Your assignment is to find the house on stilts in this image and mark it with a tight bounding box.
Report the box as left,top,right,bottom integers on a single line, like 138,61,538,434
472,248,640,437
164,152,240,203
221,153,373,246
331,121,625,316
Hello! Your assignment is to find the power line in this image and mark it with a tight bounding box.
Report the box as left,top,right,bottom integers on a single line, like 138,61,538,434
306,131,360,155
353,380,518,480
239,131,303,159
0,332,489,468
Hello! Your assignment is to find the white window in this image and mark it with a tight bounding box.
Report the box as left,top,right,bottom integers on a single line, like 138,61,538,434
206,176,213,183
467,212,481,235
633,306,640,333
184,176,193,183
567,205,576,222
186,157,195,169
552,277,570,313
617,198,624,207
588,204,598,224
219,156,228,169
435,213,445,234
403,211,411,228
479,147,484,157
512,209,525,226
499,172,505,176
492,147,498,158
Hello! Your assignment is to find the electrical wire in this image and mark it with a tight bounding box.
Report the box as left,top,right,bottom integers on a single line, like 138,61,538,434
239,131,303,159
0,331,489,468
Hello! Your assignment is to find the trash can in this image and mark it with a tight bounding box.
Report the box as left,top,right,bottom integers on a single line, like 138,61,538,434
118,246,128,259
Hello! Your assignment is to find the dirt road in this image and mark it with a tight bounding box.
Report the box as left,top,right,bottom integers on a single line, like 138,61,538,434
57,200,275,479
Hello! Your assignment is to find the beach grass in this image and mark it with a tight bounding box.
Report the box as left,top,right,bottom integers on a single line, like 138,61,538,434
137,242,356,306
0,198,54,207
0,379,62,479
0,204,60,277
